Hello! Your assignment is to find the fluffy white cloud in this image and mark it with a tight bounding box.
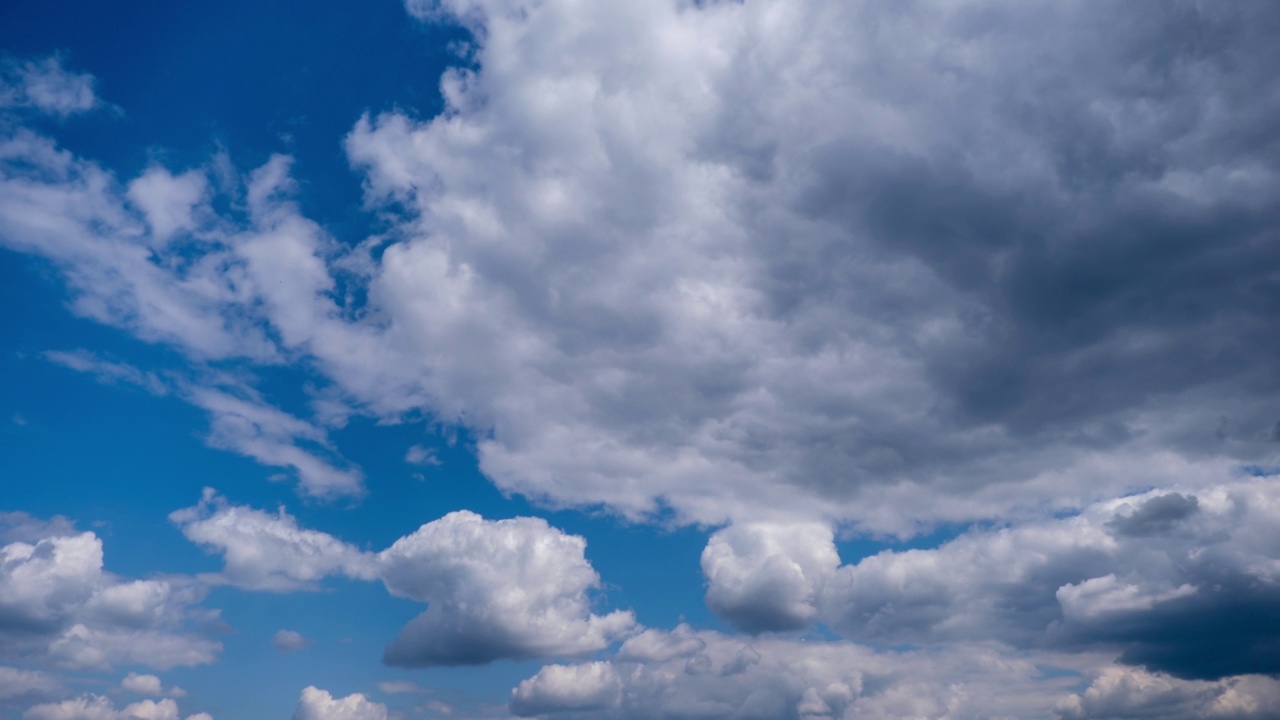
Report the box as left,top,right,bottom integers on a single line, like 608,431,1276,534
0,56,97,117
120,673,162,696
172,493,634,666
0,522,219,673
510,662,619,716
701,522,839,633
379,510,635,666
292,687,387,720
1055,667,1280,720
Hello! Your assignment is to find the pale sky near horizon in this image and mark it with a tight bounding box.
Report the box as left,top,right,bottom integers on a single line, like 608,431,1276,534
3,2,1280,719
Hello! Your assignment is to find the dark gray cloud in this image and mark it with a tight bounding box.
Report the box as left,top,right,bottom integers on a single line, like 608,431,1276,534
1106,493,1199,538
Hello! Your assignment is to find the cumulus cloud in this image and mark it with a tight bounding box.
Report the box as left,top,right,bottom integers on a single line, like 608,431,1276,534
0,519,220,674
1055,666,1280,720
292,687,386,720
695,476,1280,680
379,510,635,666
512,626,1092,720
1,3,1277,532
120,673,162,696
701,521,839,633
172,492,634,666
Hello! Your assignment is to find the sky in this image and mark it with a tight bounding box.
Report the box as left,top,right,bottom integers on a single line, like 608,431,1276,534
2,0,1280,718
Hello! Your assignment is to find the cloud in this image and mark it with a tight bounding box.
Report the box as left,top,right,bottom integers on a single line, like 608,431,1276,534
0,519,220,673
701,522,839,633
44,350,363,500
169,489,376,592
1055,667,1280,720
22,695,183,720
0,666,59,700
378,510,635,666
273,630,314,652
120,673,162,696
186,387,364,500
0,55,97,117
695,476,1280,680
292,687,386,720
511,626,1090,720
335,0,1280,532
2,3,1277,533
171,492,634,666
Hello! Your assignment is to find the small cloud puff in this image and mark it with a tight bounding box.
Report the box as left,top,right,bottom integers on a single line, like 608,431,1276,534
273,630,314,652
292,687,386,720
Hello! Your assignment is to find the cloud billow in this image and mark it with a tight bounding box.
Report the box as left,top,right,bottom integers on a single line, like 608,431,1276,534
2,3,1279,532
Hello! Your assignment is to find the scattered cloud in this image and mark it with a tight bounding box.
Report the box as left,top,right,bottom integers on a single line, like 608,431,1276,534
172,492,634,666
292,686,386,720
170,489,375,592
0,519,220,674
0,55,97,117
273,630,314,652
378,510,635,667
121,672,162,696
23,695,184,720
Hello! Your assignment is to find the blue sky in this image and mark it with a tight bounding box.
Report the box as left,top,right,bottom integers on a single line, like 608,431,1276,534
3,2,1280,719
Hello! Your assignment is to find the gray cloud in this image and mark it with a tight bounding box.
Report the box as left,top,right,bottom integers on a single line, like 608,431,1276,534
702,476,1280,680
6,3,1280,531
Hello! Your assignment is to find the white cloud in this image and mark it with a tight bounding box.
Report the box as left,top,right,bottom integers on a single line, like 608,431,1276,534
187,387,364,500
1055,666,1280,720
0,56,97,117
512,626,1088,720
509,662,618,716
23,695,180,720
378,510,635,666
171,493,634,666
125,168,207,245
0,521,220,673
681,476,1280,680
273,629,314,652
120,673,162,696
169,489,376,592
701,521,839,633
5,3,1279,534
292,687,387,720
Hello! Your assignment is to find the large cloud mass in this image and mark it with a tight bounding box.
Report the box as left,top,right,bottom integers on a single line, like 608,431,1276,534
1,2,1277,532
5,1,1280,717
